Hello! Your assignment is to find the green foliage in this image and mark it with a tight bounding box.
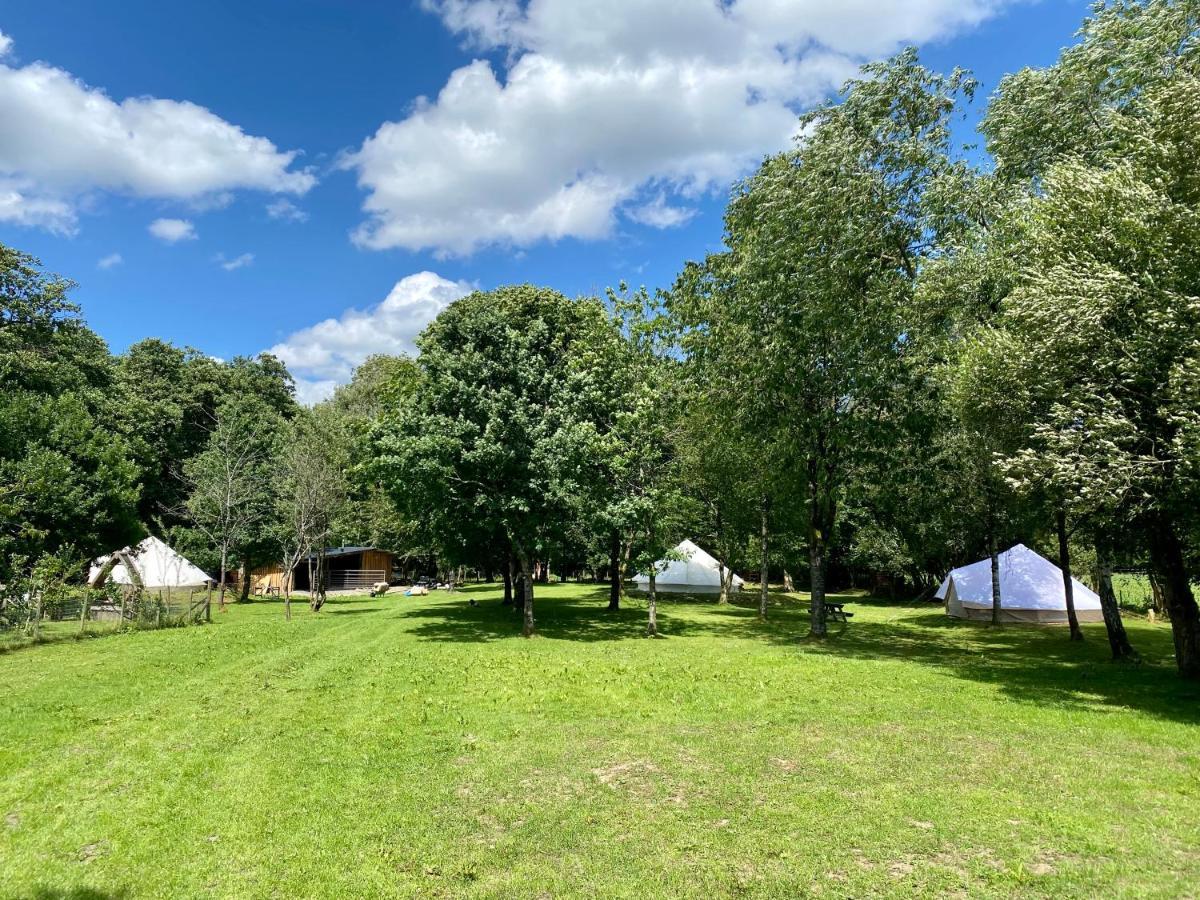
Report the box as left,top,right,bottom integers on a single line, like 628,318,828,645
374,285,620,585
0,245,141,584
323,356,424,555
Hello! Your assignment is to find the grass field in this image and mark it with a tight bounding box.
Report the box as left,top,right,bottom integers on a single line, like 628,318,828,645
2,584,1198,898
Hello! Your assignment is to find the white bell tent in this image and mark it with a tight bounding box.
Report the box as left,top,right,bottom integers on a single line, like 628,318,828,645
89,536,212,596
936,543,1103,624
633,540,744,594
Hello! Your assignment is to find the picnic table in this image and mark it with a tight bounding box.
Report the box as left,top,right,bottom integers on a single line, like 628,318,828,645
809,600,853,623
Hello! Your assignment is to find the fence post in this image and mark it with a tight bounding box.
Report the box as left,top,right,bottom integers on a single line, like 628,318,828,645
80,592,89,634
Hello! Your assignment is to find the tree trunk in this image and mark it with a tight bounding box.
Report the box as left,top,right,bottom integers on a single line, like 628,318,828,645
1149,573,1166,617
759,495,770,620
502,555,513,606
718,559,729,605
608,532,621,610
1094,542,1136,661
783,569,794,592
238,559,252,604
516,551,535,636
1056,508,1083,641
989,532,1002,627
1147,518,1200,679
809,533,828,637
311,549,326,612
218,545,229,611
621,541,632,602
32,585,44,640
647,570,658,636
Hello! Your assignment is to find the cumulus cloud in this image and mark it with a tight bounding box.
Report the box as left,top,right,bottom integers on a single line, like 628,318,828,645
97,252,123,270
626,192,697,229
266,198,308,222
345,0,1011,255
219,252,255,271
0,176,76,233
0,29,314,232
148,218,196,243
269,271,473,403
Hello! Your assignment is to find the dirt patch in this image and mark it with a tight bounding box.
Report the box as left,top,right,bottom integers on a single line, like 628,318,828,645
889,860,914,878
592,760,659,791
1029,847,1081,876
4,812,19,830
78,840,110,864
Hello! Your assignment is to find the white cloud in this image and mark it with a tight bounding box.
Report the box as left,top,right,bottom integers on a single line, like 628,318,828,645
0,175,76,233
269,271,473,404
97,252,123,270
346,0,1011,255
625,191,697,229
266,198,308,222
219,252,255,271
293,378,341,407
0,30,314,232
149,217,196,243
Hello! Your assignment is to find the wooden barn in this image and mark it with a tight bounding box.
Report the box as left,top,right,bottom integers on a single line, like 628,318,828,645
251,546,394,594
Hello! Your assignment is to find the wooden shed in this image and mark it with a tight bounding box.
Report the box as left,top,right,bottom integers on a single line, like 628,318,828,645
251,547,394,594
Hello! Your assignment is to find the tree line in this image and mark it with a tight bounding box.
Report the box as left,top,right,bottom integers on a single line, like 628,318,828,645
2,0,1198,677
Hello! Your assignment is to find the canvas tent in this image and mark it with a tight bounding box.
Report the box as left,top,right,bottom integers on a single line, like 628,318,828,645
633,540,744,594
936,543,1103,624
89,536,211,596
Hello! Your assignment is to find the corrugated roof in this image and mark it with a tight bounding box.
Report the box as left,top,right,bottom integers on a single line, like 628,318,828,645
303,546,389,561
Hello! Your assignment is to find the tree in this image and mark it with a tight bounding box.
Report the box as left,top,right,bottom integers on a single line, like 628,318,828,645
0,244,141,588
183,398,282,610
375,285,617,636
674,393,758,604
979,0,1200,676
676,50,975,635
324,356,425,561
275,408,346,616
605,285,687,636
945,330,1039,626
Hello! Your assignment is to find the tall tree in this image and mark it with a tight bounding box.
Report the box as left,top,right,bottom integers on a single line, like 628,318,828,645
605,285,687,636
0,244,140,588
980,0,1200,676
275,408,347,616
375,285,617,636
677,50,975,635
183,398,282,610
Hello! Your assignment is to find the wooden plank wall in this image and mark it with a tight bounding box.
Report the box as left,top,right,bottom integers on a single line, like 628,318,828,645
361,550,393,573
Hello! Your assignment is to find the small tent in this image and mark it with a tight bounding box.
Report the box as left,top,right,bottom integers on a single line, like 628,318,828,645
633,540,744,594
936,543,1102,624
89,536,211,596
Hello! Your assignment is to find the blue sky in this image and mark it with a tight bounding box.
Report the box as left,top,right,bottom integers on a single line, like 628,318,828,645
0,0,1089,401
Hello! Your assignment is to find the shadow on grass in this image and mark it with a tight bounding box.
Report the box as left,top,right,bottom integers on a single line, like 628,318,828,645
28,888,129,900
395,583,1200,725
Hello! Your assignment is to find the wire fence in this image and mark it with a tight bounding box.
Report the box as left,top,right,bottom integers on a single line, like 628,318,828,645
0,584,212,651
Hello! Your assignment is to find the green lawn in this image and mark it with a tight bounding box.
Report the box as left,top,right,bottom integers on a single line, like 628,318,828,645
2,584,1197,898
